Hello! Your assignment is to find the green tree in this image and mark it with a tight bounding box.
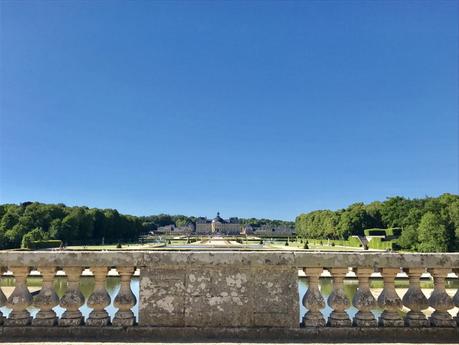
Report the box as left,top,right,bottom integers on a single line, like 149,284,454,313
418,212,448,252
397,225,418,250
21,227,47,248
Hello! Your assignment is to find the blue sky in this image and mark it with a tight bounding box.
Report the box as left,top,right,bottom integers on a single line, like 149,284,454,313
0,1,457,220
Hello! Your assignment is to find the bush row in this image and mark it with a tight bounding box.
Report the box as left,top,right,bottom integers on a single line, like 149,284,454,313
25,240,62,250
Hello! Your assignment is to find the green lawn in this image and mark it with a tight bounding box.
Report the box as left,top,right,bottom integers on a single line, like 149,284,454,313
65,243,164,250
266,241,368,251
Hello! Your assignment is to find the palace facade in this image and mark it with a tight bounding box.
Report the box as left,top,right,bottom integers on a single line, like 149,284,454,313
195,212,241,235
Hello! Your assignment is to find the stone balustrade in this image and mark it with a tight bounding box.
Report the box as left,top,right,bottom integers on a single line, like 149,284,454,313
0,251,458,342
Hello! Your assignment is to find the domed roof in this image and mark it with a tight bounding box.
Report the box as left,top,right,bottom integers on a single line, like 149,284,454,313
212,212,225,223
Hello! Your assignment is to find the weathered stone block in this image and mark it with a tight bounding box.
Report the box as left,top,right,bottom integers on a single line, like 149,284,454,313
139,267,187,327
31,316,58,326
4,316,32,326
185,295,251,327
139,261,299,328
57,316,84,327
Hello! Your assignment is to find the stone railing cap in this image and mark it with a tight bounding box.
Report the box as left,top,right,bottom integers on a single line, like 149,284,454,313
0,251,458,269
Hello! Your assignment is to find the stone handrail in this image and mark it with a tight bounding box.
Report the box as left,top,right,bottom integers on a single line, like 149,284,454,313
0,251,458,341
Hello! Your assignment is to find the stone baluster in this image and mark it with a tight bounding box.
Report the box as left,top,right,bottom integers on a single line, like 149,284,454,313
377,267,403,327
87,266,111,326
402,268,429,327
33,266,59,326
428,268,455,327
0,267,6,325
453,268,459,326
59,266,84,326
5,266,32,326
327,267,351,327
352,267,377,327
113,266,137,326
301,267,325,327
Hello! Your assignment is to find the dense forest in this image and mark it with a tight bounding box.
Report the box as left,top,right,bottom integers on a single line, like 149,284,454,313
295,193,459,252
0,202,145,249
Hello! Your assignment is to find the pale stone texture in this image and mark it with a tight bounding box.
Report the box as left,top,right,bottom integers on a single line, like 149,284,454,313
402,268,429,327
327,267,351,327
377,267,403,327
86,266,111,326
301,267,326,327
32,266,59,326
59,266,84,326
352,267,377,327
1,251,458,269
139,259,299,328
5,266,32,326
454,268,459,326
113,266,137,326
0,266,7,325
428,268,455,327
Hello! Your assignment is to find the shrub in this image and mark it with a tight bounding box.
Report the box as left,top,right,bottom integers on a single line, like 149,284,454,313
285,241,289,246
368,237,396,250
116,242,122,248
348,237,362,247
303,243,309,249
27,240,62,250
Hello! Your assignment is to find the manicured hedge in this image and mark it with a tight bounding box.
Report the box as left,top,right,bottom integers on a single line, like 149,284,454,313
301,238,361,248
363,228,387,237
348,237,362,247
364,228,402,238
385,227,402,237
367,237,398,250
27,240,62,250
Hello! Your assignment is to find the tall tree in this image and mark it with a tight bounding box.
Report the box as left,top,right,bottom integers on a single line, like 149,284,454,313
417,212,448,252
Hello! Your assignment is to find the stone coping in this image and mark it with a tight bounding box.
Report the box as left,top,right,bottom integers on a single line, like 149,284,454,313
1,326,458,343
0,251,458,268
2,269,458,279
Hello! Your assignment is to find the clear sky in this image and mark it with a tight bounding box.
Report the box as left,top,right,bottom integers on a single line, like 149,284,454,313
0,1,457,220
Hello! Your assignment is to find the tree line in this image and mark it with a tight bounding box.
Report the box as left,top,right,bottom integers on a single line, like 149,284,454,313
1,194,457,252
0,202,293,249
0,202,146,249
295,193,458,252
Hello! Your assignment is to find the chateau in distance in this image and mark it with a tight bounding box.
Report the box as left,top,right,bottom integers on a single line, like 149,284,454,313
195,212,241,234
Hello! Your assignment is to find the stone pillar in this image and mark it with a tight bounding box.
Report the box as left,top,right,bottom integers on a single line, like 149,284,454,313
327,267,351,327
428,268,455,327
453,268,459,326
377,267,403,327
352,267,376,327
32,266,59,326
5,266,32,326
113,266,136,326
59,266,84,326
402,268,429,327
87,266,111,326
0,267,7,325
301,267,325,327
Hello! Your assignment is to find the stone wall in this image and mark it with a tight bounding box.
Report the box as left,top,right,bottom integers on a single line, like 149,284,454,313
0,250,459,342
